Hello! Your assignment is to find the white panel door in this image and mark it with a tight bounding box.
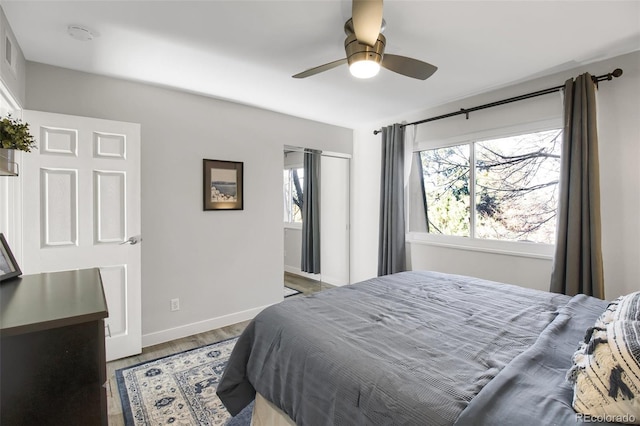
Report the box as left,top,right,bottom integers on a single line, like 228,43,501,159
22,110,141,361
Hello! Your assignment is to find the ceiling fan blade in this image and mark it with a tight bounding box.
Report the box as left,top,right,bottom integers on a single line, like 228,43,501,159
352,0,383,47
292,58,348,79
381,54,438,80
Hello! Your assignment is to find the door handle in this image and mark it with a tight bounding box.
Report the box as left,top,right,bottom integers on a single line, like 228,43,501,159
120,235,142,245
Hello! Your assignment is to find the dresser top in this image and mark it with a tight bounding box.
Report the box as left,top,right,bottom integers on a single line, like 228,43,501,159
0,268,108,337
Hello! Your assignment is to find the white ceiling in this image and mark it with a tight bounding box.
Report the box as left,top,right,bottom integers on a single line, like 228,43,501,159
3,1,640,129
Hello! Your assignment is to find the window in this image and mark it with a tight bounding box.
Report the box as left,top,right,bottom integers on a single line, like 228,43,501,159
283,167,304,224
418,128,562,244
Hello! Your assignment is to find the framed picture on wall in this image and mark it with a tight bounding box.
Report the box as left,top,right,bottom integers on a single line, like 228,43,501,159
0,233,21,282
203,159,244,211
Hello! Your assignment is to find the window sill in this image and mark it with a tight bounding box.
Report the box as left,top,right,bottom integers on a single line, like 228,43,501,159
406,232,554,260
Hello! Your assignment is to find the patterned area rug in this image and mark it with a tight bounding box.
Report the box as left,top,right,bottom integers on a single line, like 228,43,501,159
116,337,238,426
284,286,302,298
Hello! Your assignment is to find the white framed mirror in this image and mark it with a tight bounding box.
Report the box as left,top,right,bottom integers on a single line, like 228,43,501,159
283,146,350,291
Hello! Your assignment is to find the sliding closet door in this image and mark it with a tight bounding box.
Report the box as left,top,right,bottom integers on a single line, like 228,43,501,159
320,155,350,285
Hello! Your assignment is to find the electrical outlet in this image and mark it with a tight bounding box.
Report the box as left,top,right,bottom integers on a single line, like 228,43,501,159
170,298,180,311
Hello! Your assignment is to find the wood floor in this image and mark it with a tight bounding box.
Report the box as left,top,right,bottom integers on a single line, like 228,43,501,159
106,273,334,425
284,271,335,295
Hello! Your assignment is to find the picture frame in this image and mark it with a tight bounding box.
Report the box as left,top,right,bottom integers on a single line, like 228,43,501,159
203,159,244,211
0,233,21,282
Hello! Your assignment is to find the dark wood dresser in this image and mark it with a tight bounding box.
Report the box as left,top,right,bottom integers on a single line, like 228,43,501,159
0,268,108,425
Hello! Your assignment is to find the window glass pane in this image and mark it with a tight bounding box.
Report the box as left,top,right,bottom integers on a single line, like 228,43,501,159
283,170,291,222
475,129,562,243
291,168,303,223
284,168,304,223
420,144,470,237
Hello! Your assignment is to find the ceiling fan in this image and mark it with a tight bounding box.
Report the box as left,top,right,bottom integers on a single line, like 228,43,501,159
292,0,437,80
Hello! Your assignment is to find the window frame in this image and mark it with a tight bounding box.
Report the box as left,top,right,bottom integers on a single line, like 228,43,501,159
409,118,562,259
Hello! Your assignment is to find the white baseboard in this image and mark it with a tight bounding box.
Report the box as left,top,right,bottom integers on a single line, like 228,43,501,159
141,304,273,348
319,274,348,287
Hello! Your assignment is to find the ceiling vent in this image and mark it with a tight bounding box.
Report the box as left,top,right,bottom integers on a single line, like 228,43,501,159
5,36,12,66
67,25,96,42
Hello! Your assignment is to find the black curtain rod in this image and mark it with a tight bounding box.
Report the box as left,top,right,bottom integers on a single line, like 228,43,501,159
373,68,623,135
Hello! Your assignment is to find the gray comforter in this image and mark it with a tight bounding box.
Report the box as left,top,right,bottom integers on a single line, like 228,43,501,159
217,271,602,425
454,293,615,426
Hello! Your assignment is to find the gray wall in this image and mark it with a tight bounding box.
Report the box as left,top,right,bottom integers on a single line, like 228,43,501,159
351,51,640,299
25,62,353,345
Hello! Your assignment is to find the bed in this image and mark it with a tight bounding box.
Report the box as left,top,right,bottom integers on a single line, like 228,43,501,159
217,271,637,425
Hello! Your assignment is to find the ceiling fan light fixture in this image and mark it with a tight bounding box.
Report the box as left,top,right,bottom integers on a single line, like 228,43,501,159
345,32,385,79
349,59,381,79
292,2,437,81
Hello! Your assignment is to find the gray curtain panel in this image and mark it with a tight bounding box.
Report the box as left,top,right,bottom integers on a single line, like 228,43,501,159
301,150,321,274
378,124,406,276
550,73,605,298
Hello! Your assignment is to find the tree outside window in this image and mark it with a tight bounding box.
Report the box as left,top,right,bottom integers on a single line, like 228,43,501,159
418,128,562,244
283,168,304,223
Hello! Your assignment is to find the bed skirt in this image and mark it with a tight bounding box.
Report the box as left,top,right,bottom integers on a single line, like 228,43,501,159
251,393,296,426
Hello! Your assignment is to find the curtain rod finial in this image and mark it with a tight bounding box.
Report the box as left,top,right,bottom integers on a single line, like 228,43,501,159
612,68,623,78
373,129,381,135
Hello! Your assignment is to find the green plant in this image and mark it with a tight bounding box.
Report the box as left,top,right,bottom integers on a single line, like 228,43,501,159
0,114,36,152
